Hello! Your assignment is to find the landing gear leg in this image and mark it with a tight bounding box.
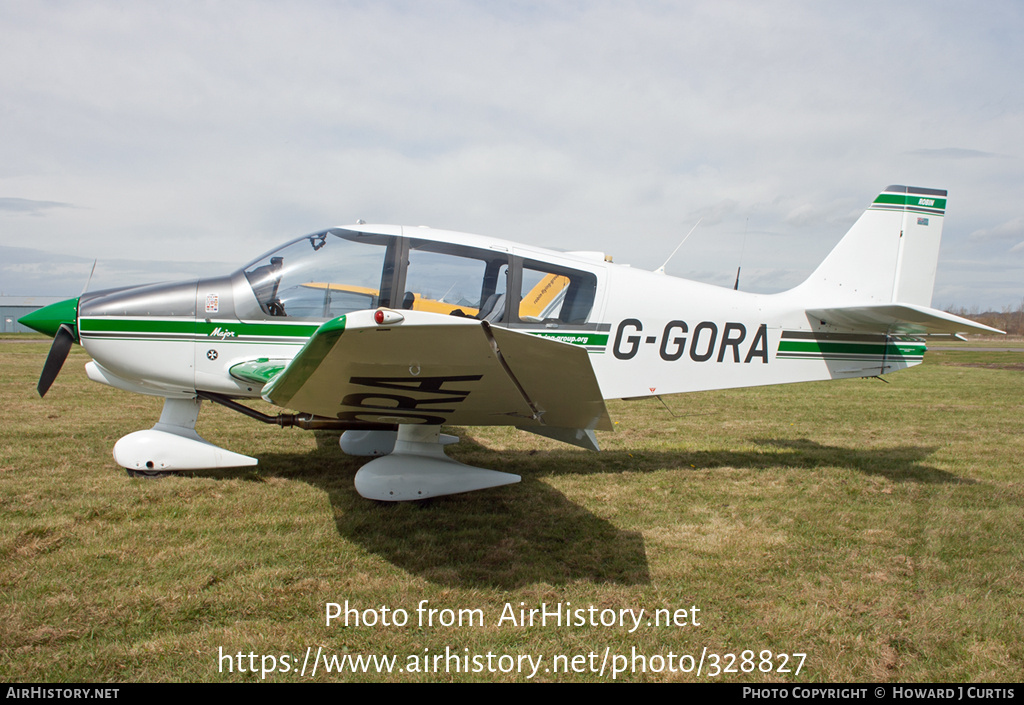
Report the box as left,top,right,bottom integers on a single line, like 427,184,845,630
114,397,258,473
339,428,459,457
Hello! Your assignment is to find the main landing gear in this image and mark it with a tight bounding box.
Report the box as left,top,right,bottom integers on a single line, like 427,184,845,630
342,425,519,501
112,398,519,500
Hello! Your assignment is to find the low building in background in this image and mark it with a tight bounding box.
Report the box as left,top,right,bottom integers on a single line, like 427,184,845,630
0,297,66,333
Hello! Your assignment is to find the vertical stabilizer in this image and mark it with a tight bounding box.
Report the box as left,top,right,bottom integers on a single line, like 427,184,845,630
796,186,946,307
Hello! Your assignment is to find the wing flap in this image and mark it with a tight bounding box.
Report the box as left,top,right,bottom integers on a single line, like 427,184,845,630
263,310,612,431
807,303,1005,336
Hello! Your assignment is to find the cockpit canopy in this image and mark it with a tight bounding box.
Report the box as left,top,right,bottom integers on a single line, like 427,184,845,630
243,229,391,319
241,227,600,327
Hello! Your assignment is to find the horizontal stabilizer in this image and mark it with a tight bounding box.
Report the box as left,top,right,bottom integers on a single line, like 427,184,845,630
807,303,1005,336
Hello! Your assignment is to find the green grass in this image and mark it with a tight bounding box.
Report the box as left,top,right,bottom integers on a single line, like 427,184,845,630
1,343,1022,682
0,332,48,340
926,333,1024,348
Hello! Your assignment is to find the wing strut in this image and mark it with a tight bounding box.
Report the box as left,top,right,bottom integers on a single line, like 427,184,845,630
480,321,543,423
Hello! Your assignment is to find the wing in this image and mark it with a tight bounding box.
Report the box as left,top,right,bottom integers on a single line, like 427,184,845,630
806,303,1004,336
261,310,613,435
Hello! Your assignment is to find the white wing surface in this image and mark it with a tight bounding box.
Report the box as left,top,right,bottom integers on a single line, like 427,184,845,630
262,310,613,434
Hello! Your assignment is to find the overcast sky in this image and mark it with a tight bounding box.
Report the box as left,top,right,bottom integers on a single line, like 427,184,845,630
1,1,1021,310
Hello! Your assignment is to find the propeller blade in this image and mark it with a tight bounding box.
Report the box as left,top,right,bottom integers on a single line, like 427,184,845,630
81,259,97,296
37,324,75,397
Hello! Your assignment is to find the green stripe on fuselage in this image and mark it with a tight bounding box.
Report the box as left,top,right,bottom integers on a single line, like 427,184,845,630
526,332,609,347
778,340,925,358
197,321,319,338
79,318,319,340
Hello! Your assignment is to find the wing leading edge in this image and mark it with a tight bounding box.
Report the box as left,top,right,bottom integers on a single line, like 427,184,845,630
261,310,612,442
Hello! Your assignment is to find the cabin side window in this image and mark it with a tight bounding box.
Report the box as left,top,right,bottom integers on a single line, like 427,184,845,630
400,240,509,322
514,260,597,326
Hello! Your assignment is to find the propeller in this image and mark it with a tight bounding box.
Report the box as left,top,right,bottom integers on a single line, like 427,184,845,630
37,324,76,397
18,296,81,397
21,262,95,396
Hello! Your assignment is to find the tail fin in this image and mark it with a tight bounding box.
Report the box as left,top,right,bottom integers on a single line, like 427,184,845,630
797,185,946,307
794,185,1002,336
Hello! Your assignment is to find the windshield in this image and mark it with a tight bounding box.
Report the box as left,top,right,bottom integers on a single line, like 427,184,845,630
243,229,394,318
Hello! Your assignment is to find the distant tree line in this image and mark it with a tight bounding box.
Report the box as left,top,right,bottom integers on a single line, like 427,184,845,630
946,299,1024,336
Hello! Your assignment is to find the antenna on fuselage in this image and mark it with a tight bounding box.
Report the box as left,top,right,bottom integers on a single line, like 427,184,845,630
655,218,702,275
734,217,749,291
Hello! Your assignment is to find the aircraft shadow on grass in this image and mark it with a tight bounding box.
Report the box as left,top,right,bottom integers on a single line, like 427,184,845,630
220,444,650,590
194,430,966,590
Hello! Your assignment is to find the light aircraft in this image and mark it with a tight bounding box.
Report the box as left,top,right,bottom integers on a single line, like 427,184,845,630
21,185,1002,501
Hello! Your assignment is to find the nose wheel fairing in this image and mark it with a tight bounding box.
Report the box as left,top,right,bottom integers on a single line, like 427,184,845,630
113,398,257,472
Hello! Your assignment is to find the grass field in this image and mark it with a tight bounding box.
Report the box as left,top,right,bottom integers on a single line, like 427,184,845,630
1,342,1022,682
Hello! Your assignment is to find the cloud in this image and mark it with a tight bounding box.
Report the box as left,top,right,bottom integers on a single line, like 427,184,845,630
0,197,77,215
0,2,1022,308
969,217,1024,243
0,244,234,296
906,148,1003,160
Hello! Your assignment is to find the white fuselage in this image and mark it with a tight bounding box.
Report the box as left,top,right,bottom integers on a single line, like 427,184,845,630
78,224,924,412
